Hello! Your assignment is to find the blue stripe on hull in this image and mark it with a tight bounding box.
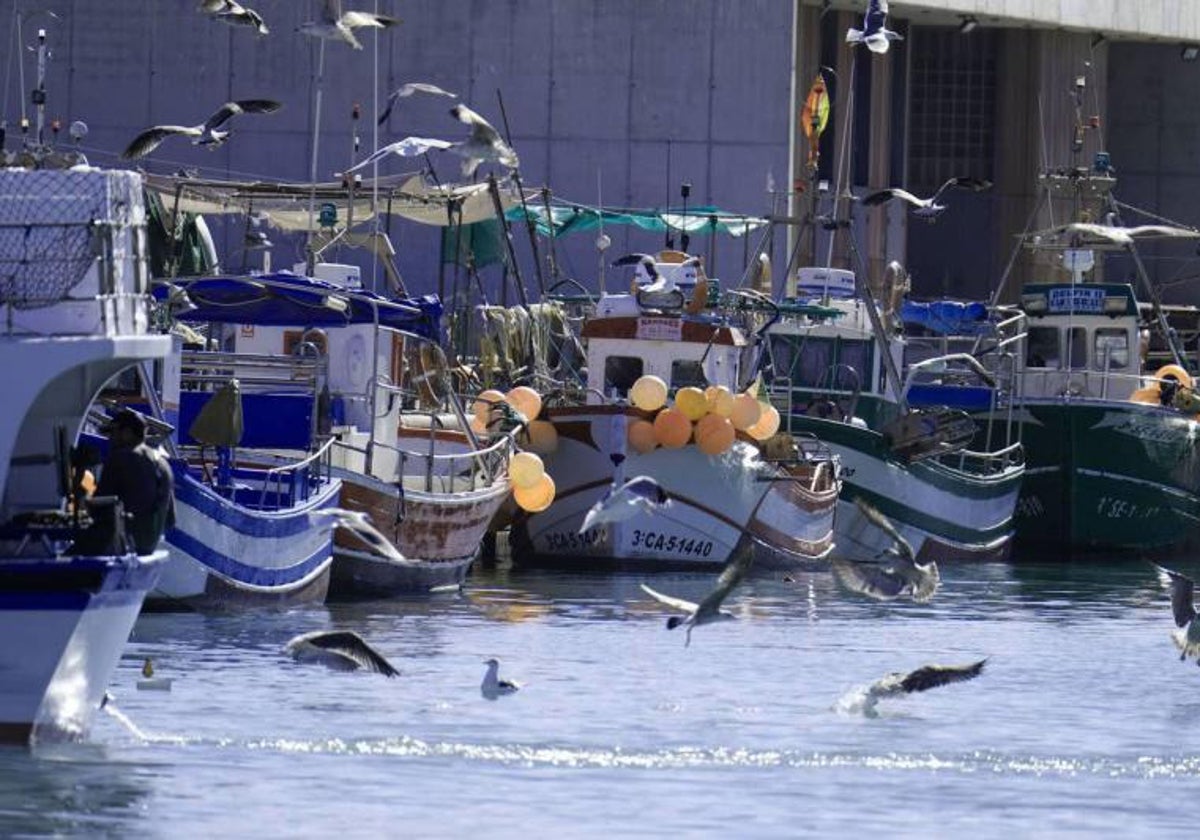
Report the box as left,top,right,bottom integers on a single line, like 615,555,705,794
165,526,332,589
0,554,162,611
171,469,342,539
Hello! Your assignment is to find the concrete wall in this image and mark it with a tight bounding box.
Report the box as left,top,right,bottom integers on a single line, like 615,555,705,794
890,0,1200,41
1,0,795,300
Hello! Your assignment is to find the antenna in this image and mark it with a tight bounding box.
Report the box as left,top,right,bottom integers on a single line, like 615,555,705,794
33,28,47,146
664,140,674,249
680,181,692,252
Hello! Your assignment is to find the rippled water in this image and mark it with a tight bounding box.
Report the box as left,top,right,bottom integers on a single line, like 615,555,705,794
3,553,1199,837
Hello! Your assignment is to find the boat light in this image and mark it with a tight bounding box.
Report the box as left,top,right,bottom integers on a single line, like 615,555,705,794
1102,296,1127,316
324,294,349,313
1021,293,1048,314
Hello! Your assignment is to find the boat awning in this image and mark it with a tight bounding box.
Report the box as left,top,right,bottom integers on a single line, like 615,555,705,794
506,202,767,238
153,273,443,339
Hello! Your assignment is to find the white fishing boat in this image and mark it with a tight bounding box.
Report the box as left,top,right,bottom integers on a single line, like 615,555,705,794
0,158,170,742
510,252,841,569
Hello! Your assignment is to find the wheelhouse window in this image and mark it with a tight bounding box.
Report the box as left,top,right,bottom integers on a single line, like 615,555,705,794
1094,328,1129,370
1026,326,1059,368
1067,327,1088,370
603,355,643,397
794,337,835,388
670,360,708,390
835,339,871,391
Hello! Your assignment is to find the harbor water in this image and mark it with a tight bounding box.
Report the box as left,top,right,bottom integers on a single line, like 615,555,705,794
2,554,1198,837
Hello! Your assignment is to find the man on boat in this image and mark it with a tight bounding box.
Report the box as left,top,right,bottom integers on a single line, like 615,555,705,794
96,408,176,555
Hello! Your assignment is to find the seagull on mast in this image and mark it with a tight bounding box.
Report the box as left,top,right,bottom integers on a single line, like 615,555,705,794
845,0,904,54
298,0,400,50
640,550,754,646
580,475,671,534
831,498,939,602
1151,563,1200,664
861,177,991,221
284,630,400,676
839,660,987,715
448,103,520,177
378,82,458,126
199,0,269,35
121,99,282,160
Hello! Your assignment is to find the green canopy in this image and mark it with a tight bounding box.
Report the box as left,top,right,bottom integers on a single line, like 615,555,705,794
506,203,767,239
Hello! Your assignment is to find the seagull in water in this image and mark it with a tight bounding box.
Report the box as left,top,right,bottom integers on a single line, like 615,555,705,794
121,99,282,160
640,549,753,647
309,508,414,565
448,104,520,177
298,0,400,50
838,660,987,716
861,177,991,221
1151,563,1200,664
481,658,521,699
845,0,904,54
198,0,268,35
580,475,671,535
378,82,458,126
285,630,400,676
831,498,939,602
346,136,454,174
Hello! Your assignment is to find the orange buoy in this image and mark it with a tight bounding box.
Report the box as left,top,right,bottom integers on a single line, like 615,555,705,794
730,392,762,431
630,375,668,412
704,385,734,417
694,413,735,455
509,451,546,490
505,386,543,421
746,404,781,440
1129,386,1161,405
1155,364,1194,389
627,419,658,454
469,415,490,438
652,407,693,448
514,472,556,513
521,419,559,454
674,386,708,421
473,389,506,421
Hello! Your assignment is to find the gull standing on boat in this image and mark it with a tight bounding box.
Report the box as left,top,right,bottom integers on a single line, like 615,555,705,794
378,82,457,126
298,0,400,50
198,0,269,35
640,550,753,647
831,498,939,602
481,658,521,700
285,630,400,676
121,99,282,160
580,475,671,535
309,508,414,565
612,254,662,288
838,660,986,715
845,0,903,54
1151,563,1200,664
448,104,519,177
861,177,991,221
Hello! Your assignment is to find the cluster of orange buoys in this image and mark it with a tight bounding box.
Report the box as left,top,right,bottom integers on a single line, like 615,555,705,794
626,375,781,456
471,386,557,513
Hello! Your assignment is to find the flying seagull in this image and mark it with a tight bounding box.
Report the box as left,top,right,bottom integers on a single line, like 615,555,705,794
640,549,753,646
199,0,268,35
845,0,904,54
121,99,282,160
841,659,987,715
309,507,414,566
1151,563,1200,664
481,658,521,700
284,630,400,676
613,253,661,285
378,82,458,126
861,177,991,221
298,0,400,50
345,136,454,173
580,475,671,535
448,103,520,177
1046,222,1200,248
832,498,939,602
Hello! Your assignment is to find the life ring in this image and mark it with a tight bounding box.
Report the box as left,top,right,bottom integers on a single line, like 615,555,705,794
1155,364,1193,389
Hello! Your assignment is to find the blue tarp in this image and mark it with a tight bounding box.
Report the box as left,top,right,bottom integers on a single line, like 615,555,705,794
153,272,443,341
901,300,989,336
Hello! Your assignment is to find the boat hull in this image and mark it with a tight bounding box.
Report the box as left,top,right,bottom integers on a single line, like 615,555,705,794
1013,400,1200,552
148,470,341,610
0,551,163,745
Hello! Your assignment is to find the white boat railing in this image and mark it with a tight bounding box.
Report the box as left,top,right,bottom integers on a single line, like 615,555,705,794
255,434,337,508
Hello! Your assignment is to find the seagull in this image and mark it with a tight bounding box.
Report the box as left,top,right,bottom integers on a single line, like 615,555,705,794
121,99,282,160
580,475,671,534
613,253,661,286
299,0,400,50
448,103,520,177
840,660,987,716
1151,563,1200,664
640,549,754,646
481,658,520,700
378,82,458,126
309,508,414,565
1050,222,1200,248
199,0,268,35
832,498,939,602
861,177,991,221
345,136,454,173
285,630,400,676
845,0,904,55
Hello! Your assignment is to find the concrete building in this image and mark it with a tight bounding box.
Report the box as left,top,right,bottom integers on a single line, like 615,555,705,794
1,1,1196,303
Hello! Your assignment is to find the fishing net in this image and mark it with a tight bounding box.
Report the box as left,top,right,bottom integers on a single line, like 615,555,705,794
0,168,142,309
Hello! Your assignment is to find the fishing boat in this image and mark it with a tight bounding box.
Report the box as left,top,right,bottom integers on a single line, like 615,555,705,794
0,157,170,742
509,251,841,569
762,265,1026,563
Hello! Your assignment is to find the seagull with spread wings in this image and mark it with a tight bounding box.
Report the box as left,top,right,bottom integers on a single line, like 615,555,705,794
831,498,940,602
839,660,987,715
285,630,400,676
845,0,904,55
298,0,400,50
1151,563,1200,664
580,475,671,534
121,99,282,160
640,549,753,647
1050,222,1200,247
378,82,457,126
199,0,268,35
309,508,415,566
448,103,520,177
346,136,454,173
861,177,991,221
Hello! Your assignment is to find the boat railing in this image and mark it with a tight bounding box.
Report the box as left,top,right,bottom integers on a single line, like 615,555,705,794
939,439,1026,477
255,434,336,508
179,350,325,393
